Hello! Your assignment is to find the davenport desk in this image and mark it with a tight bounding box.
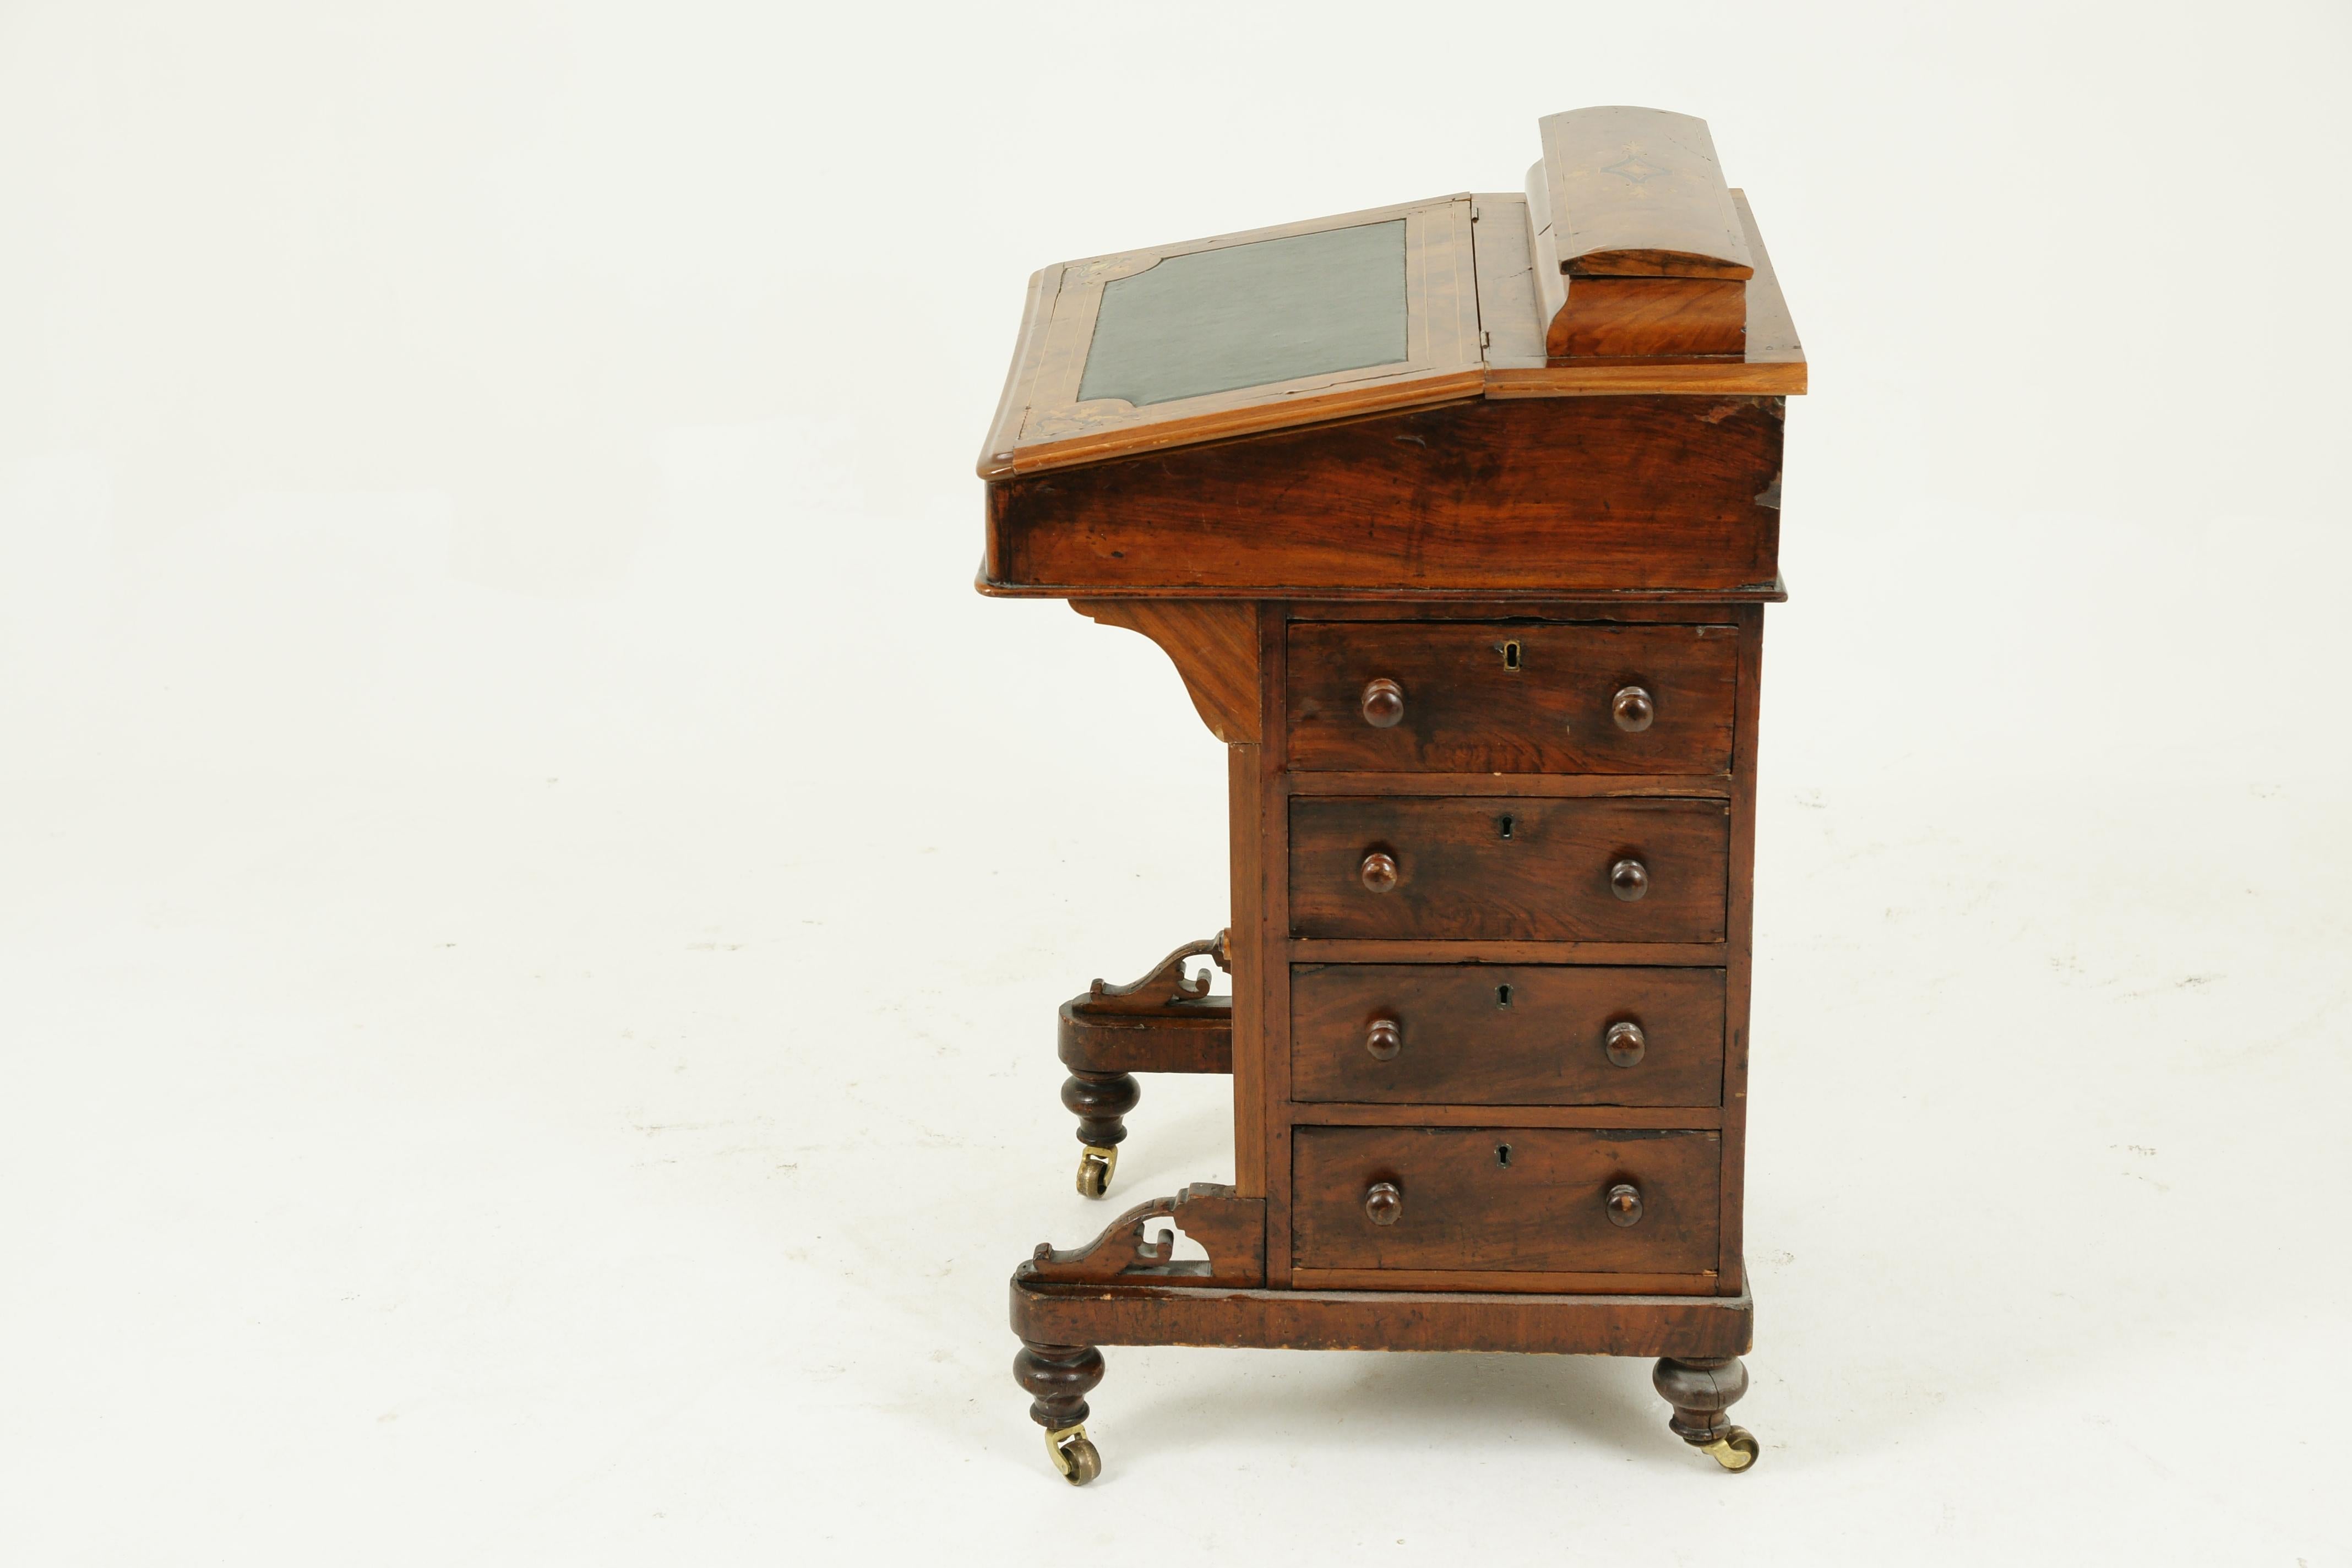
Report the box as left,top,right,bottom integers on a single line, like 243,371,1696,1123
976,106,1804,1484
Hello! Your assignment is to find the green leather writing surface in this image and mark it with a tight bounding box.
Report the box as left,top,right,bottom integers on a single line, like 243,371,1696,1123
1077,220,1407,408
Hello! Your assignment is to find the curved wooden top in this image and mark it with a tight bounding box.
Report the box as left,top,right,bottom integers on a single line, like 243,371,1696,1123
1533,107,1754,280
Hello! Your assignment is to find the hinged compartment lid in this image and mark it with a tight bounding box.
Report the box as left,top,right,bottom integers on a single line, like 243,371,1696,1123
1525,107,1754,360
1531,106,1754,279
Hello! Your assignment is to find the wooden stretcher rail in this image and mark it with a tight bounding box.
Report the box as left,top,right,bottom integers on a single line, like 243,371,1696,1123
1058,996,1233,1076
1011,1274,1754,1357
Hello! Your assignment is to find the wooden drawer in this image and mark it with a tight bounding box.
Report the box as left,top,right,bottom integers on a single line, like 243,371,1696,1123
1292,1126,1720,1273
1291,964,1724,1106
1288,796,1729,943
1286,620,1737,774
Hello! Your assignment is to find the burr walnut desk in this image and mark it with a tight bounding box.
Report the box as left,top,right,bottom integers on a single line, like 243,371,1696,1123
977,106,1803,1485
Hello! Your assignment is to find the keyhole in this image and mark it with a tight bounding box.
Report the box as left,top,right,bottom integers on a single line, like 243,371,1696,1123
1496,984,1513,1008
1499,815,1514,840
1495,1143,1513,1168
1501,640,1522,671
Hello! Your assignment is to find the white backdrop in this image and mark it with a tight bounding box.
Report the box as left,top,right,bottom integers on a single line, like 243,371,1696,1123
3,3,2349,1563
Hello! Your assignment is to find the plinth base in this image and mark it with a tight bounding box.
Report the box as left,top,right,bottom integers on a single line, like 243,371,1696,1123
1009,1267,1760,1482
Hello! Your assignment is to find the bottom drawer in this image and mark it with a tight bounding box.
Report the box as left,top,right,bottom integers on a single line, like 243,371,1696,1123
1291,1125,1720,1276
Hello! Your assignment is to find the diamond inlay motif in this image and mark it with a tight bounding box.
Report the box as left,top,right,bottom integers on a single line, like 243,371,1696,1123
1602,154,1668,184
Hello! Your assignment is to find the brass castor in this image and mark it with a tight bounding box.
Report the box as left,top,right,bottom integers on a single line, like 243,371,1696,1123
1701,1425,1760,1472
1075,1144,1118,1199
1047,1424,1102,1485
1016,1340,1104,1484
1653,1354,1758,1473
1064,1070,1137,1198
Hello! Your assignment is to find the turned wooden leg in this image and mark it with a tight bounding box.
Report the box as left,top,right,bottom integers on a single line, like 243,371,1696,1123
1652,1355,1760,1472
1014,1340,1105,1485
1061,1070,1139,1199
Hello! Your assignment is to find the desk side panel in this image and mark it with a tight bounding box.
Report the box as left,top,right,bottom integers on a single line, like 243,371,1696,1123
986,395,1783,595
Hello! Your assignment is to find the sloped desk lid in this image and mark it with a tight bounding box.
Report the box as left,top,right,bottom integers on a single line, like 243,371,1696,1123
979,187,1803,481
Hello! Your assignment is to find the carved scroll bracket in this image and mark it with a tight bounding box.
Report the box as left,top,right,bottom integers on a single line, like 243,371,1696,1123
1071,600,1261,744
1084,930,1229,1013
1025,1183,1267,1288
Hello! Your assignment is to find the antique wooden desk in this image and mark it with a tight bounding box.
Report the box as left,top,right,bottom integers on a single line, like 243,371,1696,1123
977,106,1803,1485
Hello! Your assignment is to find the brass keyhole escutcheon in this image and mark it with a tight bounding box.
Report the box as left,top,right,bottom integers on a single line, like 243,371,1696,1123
1500,639,1522,671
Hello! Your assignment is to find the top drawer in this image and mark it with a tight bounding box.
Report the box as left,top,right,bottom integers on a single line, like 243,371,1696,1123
1287,620,1738,774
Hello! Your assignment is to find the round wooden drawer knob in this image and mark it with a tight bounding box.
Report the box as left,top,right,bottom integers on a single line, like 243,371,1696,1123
1360,851,1400,893
1609,857,1649,901
1605,1020,1646,1067
1612,684,1656,732
1364,1180,1403,1225
1605,1183,1645,1227
1365,1016,1403,1061
1360,677,1405,728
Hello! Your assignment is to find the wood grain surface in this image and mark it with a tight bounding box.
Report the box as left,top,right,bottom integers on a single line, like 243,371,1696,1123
1287,1102,1722,1130
1288,795,1731,943
1290,963,1725,1106
986,395,1784,596
1482,191,1803,395
1550,275,1747,360
1010,1275,1755,1357
1532,107,1754,279
1288,1266,1718,1295
1290,1125,1721,1274
1286,619,1738,774
1057,998,1233,1076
